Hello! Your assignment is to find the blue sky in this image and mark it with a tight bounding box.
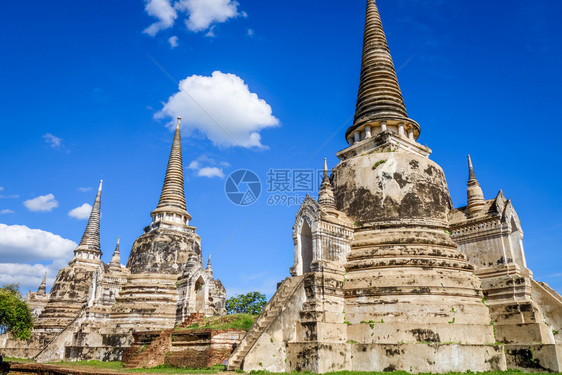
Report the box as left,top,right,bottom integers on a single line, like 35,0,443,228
1,0,561,297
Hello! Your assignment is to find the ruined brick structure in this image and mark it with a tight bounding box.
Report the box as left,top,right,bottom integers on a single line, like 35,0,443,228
122,315,245,370
228,0,562,372
0,117,226,362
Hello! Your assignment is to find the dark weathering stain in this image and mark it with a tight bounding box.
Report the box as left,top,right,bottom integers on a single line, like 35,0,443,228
507,347,548,370
393,172,408,189
410,329,441,343
412,287,431,294
127,230,201,275
334,157,452,222
399,192,423,217
383,364,397,372
385,348,401,357
424,165,436,176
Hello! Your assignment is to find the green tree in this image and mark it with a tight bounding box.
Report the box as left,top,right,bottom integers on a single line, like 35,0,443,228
226,291,267,315
0,283,33,340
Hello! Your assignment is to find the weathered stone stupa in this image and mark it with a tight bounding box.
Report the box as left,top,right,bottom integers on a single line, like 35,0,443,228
228,0,562,372
25,272,49,319
0,117,226,362
0,180,110,358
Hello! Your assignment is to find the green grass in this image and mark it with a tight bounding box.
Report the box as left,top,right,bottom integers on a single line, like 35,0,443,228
6,360,559,375
42,361,226,374
128,364,226,373
177,313,256,331
47,360,124,370
372,160,387,170
4,356,34,363
249,372,553,375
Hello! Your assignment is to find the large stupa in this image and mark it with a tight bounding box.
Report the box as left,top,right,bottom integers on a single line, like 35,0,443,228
226,1,562,373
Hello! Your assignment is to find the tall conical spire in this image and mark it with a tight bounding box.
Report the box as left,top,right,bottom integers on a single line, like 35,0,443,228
150,117,191,229
345,0,420,143
109,237,121,271
157,117,187,212
37,272,47,296
466,155,486,218
318,158,337,210
74,180,103,259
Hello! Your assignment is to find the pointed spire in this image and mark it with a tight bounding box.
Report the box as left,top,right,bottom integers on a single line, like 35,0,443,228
345,0,420,142
109,237,122,271
468,154,477,181
75,180,102,258
150,116,191,227
157,116,186,211
37,272,47,296
466,155,486,218
318,158,337,210
206,254,213,277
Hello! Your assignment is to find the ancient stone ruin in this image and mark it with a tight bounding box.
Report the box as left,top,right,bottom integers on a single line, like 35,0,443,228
227,0,562,373
0,117,226,362
1,1,560,373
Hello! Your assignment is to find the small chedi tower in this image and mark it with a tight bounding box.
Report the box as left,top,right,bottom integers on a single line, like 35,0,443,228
228,0,562,373
25,273,49,319
0,117,226,362
450,156,562,370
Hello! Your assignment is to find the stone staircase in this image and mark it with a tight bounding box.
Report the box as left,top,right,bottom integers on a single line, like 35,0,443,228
533,279,562,305
531,279,562,344
121,313,205,369
227,275,304,370
34,309,88,362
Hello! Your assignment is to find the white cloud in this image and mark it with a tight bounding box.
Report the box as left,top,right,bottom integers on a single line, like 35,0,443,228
143,0,178,36
205,25,216,38
187,155,229,178
78,187,92,193
143,0,241,36
156,71,279,148
188,160,201,170
68,203,92,220
24,194,59,212
0,225,78,293
192,155,228,167
0,262,62,294
198,167,224,178
43,133,62,148
0,188,19,199
247,28,254,37
0,209,14,215
176,0,240,32
168,35,179,48
0,224,76,264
